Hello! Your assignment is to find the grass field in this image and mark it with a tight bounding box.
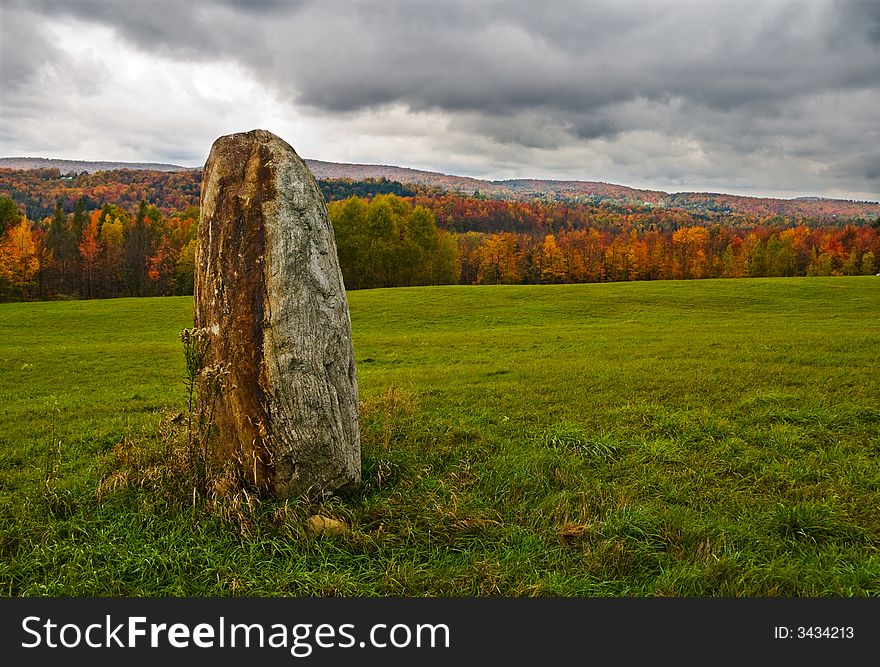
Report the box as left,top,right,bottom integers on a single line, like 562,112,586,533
1,277,878,596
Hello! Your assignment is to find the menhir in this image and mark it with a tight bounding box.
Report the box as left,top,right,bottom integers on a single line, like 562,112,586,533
194,129,360,498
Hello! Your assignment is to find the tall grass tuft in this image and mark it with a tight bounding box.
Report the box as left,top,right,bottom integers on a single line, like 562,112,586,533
97,328,253,533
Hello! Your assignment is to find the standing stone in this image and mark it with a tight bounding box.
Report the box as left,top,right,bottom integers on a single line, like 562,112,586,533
194,129,360,498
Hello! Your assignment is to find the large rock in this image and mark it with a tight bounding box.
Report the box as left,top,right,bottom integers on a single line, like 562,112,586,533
194,129,360,498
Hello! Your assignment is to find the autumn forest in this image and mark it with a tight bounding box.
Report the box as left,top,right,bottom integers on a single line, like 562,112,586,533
0,166,878,301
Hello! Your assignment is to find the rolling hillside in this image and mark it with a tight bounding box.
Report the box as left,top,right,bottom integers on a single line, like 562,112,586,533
2,156,879,219
0,157,192,173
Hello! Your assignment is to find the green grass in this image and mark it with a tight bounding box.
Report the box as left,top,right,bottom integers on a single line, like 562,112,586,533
1,277,879,596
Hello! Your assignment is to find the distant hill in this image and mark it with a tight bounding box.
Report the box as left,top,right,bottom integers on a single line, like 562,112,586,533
0,157,194,173
2,156,879,220
304,160,880,218
0,155,670,203
303,159,663,203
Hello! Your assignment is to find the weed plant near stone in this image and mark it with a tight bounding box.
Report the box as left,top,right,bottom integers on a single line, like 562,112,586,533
1,277,878,596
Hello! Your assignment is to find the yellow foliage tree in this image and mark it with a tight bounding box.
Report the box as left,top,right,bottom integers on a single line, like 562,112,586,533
540,234,568,283
0,219,41,295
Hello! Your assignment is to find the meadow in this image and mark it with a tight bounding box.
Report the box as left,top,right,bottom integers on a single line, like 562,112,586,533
1,277,878,596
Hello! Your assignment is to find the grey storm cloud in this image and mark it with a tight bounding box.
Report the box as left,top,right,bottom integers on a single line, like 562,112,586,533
0,4,60,90
18,0,880,111
3,0,880,197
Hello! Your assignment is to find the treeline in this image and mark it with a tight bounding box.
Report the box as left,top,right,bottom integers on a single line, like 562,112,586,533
453,225,879,285
2,189,879,302
0,168,201,219
411,194,880,234
6,167,880,234
324,195,878,287
318,177,422,202
0,195,197,301
0,191,463,301
0,168,428,221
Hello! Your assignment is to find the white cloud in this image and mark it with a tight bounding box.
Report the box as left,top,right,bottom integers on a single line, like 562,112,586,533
4,18,307,165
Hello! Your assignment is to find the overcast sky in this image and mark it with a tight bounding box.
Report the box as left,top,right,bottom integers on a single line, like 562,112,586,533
2,0,879,199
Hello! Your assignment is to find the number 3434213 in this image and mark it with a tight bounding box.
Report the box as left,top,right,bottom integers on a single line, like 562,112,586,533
774,626,855,639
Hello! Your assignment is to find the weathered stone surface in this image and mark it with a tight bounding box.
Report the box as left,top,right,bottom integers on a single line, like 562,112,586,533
194,129,360,498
